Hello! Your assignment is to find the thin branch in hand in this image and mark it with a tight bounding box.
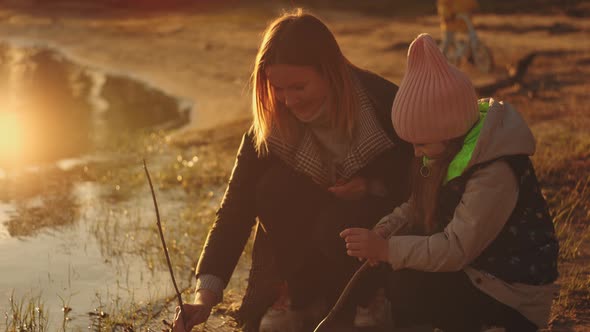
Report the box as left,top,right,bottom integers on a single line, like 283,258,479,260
313,261,371,332
143,159,186,326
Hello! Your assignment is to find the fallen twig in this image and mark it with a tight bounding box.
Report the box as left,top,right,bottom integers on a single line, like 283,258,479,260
476,51,538,96
143,159,186,329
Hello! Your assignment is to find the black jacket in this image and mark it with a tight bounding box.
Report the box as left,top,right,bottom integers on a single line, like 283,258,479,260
195,68,412,286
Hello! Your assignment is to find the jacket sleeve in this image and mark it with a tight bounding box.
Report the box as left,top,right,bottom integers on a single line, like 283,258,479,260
375,198,415,237
355,140,413,205
387,160,519,271
195,129,269,287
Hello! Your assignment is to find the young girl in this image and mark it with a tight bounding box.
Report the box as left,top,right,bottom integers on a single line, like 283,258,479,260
341,33,559,332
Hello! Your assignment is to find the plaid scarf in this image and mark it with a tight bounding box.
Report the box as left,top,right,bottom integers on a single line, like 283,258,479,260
267,81,395,187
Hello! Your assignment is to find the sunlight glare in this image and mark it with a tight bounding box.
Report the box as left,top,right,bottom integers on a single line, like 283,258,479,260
0,111,24,163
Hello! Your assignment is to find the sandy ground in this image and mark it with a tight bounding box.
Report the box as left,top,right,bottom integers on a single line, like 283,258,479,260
1,2,586,133
0,2,589,331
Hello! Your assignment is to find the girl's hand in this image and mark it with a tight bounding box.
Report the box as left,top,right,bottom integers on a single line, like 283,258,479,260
172,290,216,331
328,176,368,200
364,225,392,266
339,228,389,263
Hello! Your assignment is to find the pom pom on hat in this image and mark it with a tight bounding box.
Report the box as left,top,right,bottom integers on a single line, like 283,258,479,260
391,33,479,144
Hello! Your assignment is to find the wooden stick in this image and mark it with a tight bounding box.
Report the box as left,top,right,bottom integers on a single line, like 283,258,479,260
313,260,370,332
143,159,186,328
476,51,537,96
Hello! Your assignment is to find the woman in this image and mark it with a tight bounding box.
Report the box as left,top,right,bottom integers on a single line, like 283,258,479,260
173,9,413,332
341,33,559,332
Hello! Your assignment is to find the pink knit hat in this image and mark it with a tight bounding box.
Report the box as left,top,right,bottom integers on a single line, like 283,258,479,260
391,33,479,144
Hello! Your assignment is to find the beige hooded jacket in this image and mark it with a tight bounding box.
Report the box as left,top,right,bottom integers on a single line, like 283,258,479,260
377,98,559,328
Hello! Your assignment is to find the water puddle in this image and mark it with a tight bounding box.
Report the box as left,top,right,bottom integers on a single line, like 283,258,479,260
0,41,190,168
0,42,232,331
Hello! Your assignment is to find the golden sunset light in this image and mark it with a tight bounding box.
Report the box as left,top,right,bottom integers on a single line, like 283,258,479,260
0,1,588,331
0,111,24,163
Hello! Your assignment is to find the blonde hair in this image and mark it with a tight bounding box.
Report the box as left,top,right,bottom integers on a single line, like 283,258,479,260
251,9,359,155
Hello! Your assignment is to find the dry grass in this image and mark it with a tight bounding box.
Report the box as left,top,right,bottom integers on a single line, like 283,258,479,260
4,292,48,332
500,47,590,330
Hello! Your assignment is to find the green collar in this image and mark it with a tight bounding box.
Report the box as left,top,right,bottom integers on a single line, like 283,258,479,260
444,101,490,184
421,101,490,184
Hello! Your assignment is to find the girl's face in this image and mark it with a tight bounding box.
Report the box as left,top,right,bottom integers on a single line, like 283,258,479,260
413,142,448,159
265,64,330,122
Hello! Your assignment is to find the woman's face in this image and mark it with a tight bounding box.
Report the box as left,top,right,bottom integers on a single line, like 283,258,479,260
413,142,448,159
265,64,330,122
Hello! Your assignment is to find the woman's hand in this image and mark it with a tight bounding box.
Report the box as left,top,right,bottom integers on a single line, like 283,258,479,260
172,289,216,331
340,228,389,263
328,176,368,200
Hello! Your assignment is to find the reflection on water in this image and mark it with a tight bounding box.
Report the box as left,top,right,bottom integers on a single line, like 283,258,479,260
0,43,203,331
0,42,190,168
0,202,14,239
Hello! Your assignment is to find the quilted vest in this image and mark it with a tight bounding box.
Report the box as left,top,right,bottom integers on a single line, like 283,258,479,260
437,155,559,285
